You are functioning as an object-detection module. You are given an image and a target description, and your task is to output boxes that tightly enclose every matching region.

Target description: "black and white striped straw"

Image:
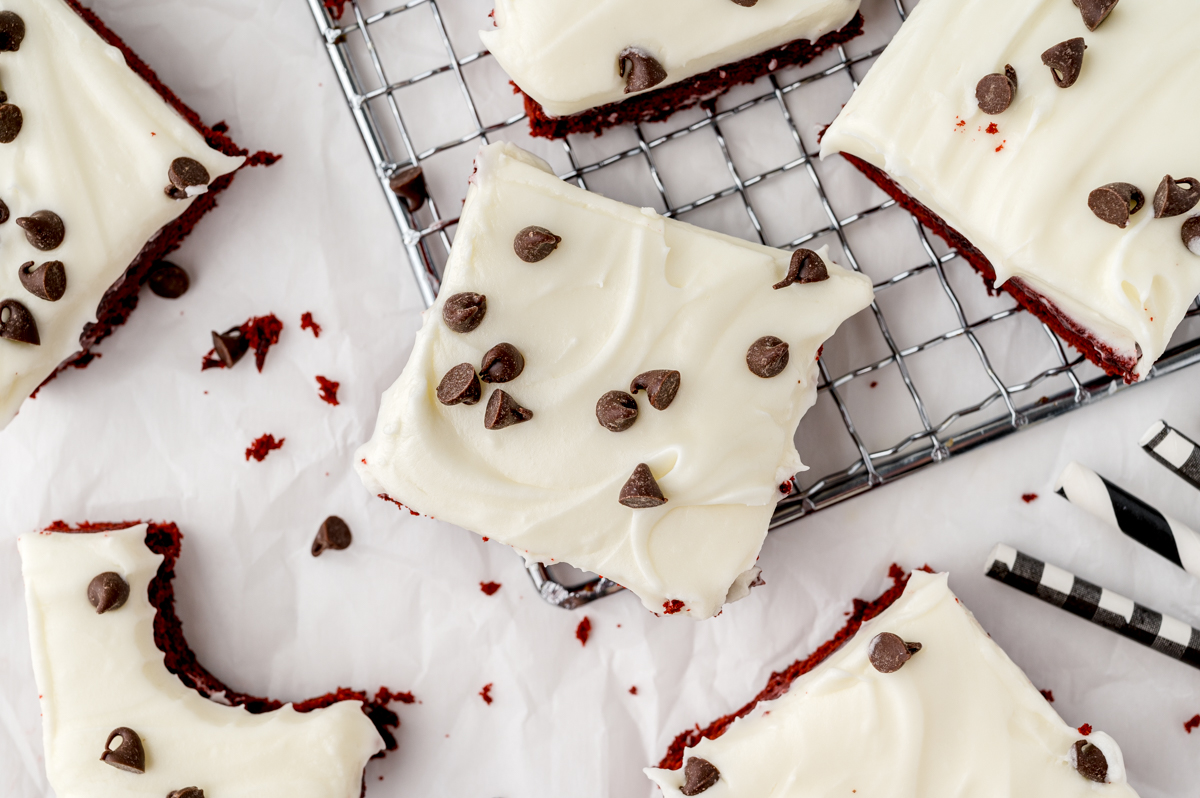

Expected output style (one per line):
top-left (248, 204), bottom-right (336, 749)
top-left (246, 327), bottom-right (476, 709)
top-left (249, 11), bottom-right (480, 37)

top-left (1055, 461), bottom-right (1200, 579)
top-left (985, 544), bottom-right (1200, 670)
top-left (1140, 420), bottom-right (1200, 492)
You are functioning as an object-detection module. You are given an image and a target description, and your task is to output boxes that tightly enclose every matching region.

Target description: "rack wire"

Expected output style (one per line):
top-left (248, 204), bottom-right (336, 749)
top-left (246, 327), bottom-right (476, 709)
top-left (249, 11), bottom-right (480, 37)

top-left (308, 0), bottom-right (1200, 609)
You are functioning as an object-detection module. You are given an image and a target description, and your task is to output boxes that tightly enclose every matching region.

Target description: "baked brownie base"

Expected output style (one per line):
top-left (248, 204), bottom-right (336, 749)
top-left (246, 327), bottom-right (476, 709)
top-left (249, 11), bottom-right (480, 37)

top-left (522, 13), bottom-right (865, 140)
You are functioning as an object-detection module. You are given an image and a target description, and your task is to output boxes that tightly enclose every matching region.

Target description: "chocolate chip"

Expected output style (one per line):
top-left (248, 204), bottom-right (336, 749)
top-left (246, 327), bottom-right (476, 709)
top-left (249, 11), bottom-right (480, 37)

top-left (389, 165), bottom-right (427, 212)
top-left (680, 757), bottom-right (720, 796)
top-left (513, 226), bottom-right (562, 263)
top-left (484, 389), bottom-right (533, 430)
top-left (168, 157), bottom-right (210, 191)
top-left (596, 390), bottom-right (639, 432)
top-left (100, 727), bottom-right (146, 774)
top-left (976, 66), bottom-right (1018, 114)
top-left (311, 516), bottom-right (352, 556)
top-left (87, 572), bottom-right (130, 614)
top-left (629, 370), bottom-right (680, 410)
top-left (16, 210), bottom-right (65, 250)
top-left (1042, 38), bottom-right (1087, 88)
top-left (211, 326), bottom-right (249, 368)
top-left (868, 632), bottom-right (922, 673)
top-left (1072, 739), bottom-right (1108, 783)
top-left (619, 48), bottom-right (668, 94)
top-left (774, 248), bottom-right (828, 289)
top-left (167, 788), bottom-right (205, 798)
top-left (0, 299), bottom-right (38, 345)
top-left (442, 292), bottom-right (487, 334)
top-left (18, 261), bottom-right (66, 302)
top-left (147, 261), bottom-right (189, 299)
top-left (0, 11), bottom-right (25, 51)
top-left (1075, 0), bottom-right (1118, 31)
top-left (746, 336), bottom-right (788, 378)
top-left (729, 0), bottom-right (758, 5)
top-left (437, 363), bottom-right (482, 406)
top-left (1153, 175), bottom-right (1200, 219)
top-left (0, 198), bottom-right (9, 223)
top-left (1182, 217), bottom-right (1200, 256)
top-left (479, 342), bottom-right (525, 383)
top-left (0, 103), bottom-right (21, 143)
top-left (619, 463), bottom-right (667, 508)
top-left (1088, 182), bottom-right (1144, 228)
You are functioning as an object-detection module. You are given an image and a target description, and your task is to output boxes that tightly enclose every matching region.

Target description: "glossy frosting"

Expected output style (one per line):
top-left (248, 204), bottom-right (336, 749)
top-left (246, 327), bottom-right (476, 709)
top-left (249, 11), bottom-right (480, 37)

top-left (645, 571), bottom-right (1140, 797)
top-left (357, 142), bottom-right (873, 618)
top-left (481, 0), bottom-right (860, 118)
top-left (0, 0), bottom-right (244, 427)
top-left (18, 525), bottom-right (384, 798)
top-left (821, 0), bottom-right (1200, 381)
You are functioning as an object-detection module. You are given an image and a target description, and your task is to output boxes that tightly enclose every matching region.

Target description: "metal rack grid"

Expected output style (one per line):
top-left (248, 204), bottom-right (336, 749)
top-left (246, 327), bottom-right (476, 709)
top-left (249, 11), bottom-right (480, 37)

top-left (308, 0), bottom-right (1200, 610)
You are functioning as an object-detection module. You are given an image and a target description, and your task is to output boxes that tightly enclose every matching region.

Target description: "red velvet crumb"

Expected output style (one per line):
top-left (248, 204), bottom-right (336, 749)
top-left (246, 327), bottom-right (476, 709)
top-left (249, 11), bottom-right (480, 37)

top-left (662, 599), bottom-right (685, 615)
top-left (1022, 493), bottom-right (1039, 503)
top-left (1078, 723), bottom-right (1092, 736)
top-left (870, 381), bottom-right (878, 388)
top-left (479, 683), bottom-right (494, 705)
top-left (576, 617), bottom-right (592, 647)
top-left (378, 494), bottom-right (422, 517)
top-left (1040, 689), bottom-right (1054, 703)
top-left (202, 313), bottom-right (284, 372)
top-left (316, 375), bottom-right (340, 406)
top-left (480, 581), bottom-right (501, 596)
top-left (300, 311), bottom-right (322, 338)
top-left (995, 140), bottom-right (1006, 153)
top-left (629, 686), bottom-right (638, 695)
top-left (323, 0), bottom-right (348, 18)
top-left (245, 434), bottom-right (284, 462)
top-left (1185, 714), bottom-right (1200, 733)
top-left (481, 537), bottom-right (489, 542)
top-left (986, 123), bottom-right (999, 135)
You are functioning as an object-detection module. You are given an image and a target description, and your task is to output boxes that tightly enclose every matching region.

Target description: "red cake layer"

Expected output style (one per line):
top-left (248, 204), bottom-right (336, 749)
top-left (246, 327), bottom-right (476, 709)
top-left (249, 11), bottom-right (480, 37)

top-left (521, 13), bottom-right (864, 140)
top-left (839, 152), bottom-right (1139, 383)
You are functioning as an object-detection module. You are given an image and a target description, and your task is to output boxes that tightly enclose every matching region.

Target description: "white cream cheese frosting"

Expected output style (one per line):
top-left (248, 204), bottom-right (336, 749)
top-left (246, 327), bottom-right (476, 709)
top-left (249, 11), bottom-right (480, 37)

top-left (820, 0), bottom-right (1200, 381)
top-left (0, 0), bottom-right (244, 427)
top-left (356, 142), bottom-right (873, 619)
top-left (481, 0), bottom-right (861, 118)
top-left (645, 571), bottom-right (1141, 797)
top-left (18, 524), bottom-right (384, 798)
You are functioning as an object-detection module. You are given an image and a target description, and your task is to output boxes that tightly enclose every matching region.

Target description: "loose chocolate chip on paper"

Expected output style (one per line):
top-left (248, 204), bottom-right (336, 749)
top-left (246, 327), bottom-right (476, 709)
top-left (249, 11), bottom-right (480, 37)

top-left (1182, 217), bottom-right (1200, 256)
top-left (18, 260), bottom-right (66, 302)
top-left (442, 292), bottom-right (487, 333)
top-left (437, 363), bottom-right (482, 406)
top-left (484, 389), bottom-right (533, 430)
top-left (774, 248), bottom-right (828, 289)
top-left (976, 66), bottom-right (1018, 114)
top-left (389, 165), bottom-right (427, 212)
top-left (311, 516), bottom-right (352, 556)
top-left (16, 210), bottom-right (65, 250)
top-left (0, 102), bottom-right (21, 143)
top-left (1075, 0), bottom-right (1119, 31)
top-left (629, 369), bottom-right (680, 410)
top-left (680, 757), bottom-right (721, 796)
top-left (1087, 182), bottom-right (1144, 228)
top-left (147, 261), bottom-right (190, 299)
top-left (513, 226), bottom-right (562, 263)
top-left (619, 48), bottom-right (668, 94)
top-left (1072, 739), bottom-right (1109, 783)
top-left (167, 788), bottom-right (205, 798)
top-left (87, 572), bottom-right (130, 614)
top-left (211, 326), bottom-right (249, 368)
top-left (100, 727), bottom-right (146, 774)
top-left (0, 10), bottom-right (25, 51)
top-left (479, 342), bottom-right (525, 383)
top-left (619, 463), bottom-right (667, 508)
top-left (0, 299), bottom-right (39, 344)
top-left (746, 336), bottom-right (789, 378)
top-left (868, 632), bottom-right (922, 673)
top-left (1041, 38), bottom-right (1087, 88)
top-left (1153, 175), bottom-right (1200, 219)
top-left (596, 390), bottom-right (639, 432)
top-left (0, 197), bottom-right (8, 224)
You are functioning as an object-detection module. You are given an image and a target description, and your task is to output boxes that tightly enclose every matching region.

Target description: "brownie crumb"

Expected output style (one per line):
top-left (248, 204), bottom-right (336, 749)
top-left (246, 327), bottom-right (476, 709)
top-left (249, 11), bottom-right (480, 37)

top-left (1022, 493), bottom-right (1039, 503)
top-left (245, 433), bottom-right (284, 462)
top-left (300, 311), bottom-right (322, 338)
top-left (1185, 714), bottom-right (1199, 733)
top-left (316, 375), bottom-right (340, 406)
top-left (662, 599), bottom-right (685, 615)
top-left (323, 0), bottom-right (348, 18)
top-left (576, 616), bottom-right (592, 647)
top-left (1078, 723), bottom-right (1093, 736)
top-left (629, 686), bottom-right (638, 695)
top-left (479, 683), bottom-right (494, 705)
top-left (1040, 689), bottom-right (1055, 703)
top-left (480, 581), bottom-right (501, 596)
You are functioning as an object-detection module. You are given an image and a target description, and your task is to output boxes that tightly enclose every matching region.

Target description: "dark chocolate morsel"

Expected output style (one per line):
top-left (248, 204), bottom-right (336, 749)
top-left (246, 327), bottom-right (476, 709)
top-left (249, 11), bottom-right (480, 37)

top-left (166, 788), bottom-right (205, 798)
top-left (1041, 38), bottom-right (1087, 89)
top-left (0, 10), bottom-right (25, 51)
top-left (16, 210), bottom-right (64, 250)
top-left (976, 67), bottom-right (1017, 114)
top-left (168, 157), bottom-right (211, 190)
top-left (1087, 182), bottom-right (1144, 228)
top-left (1072, 739), bottom-right (1109, 783)
top-left (596, 390), bottom-right (639, 432)
top-left (774, 248), bottom-right (828, 289)
top-left (441, 292), bottom-right (487, 333)
top-left (619, 48), bottom-right (668, 94)
top-left (0, 102), bottom-right (21, 143)
top-left (1153, 175), bottom-right (1200, 219)
top-left (729, 0), bottom-right (758, 5)
top-left (513, 226), bottom-right (562, 263)
top-left (1182, 217), bottom-right (1200, 256)
top-left (1076, 0), bottom-right (1119, 31)
top-left (100, 727), bottom-right (146, 774)
top-left (147, 261), bottom-right (190, 299)
top-left (0, 299), bottom-right (39, 345)
top-left (389, 165), bottom-right (427, 212)
top-left (629, 369), bottom-right (681, 410)
top-left (0, 197), bottom-right (8, 223)
top-left (211, 326), bottom-right (249, 368)
top-left (311, 515), bottom-right (352, 557)
top-left (436, 363), bottom-right (482, 406)
top-left (19, 260), bottom-right (66, 302)
top-left (680, 757), bottom-right (721, 796)
top-left (87, 572), bottom-right (130, 614)
top-left (479, 342), bottom-right (525, 383)
top-left (868, 632), bottom-right (922, 673)
top-left (484, 389), bottom-right (533, 430)
top-left (619, 463), bottom-right (667, 508)
top-left (746, 336), bottom-right (789, 378)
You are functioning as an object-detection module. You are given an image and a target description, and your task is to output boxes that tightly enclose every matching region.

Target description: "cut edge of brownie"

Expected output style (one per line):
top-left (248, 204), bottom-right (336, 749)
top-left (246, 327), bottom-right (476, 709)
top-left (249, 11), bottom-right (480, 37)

top-left (520, 12), bottom-right (865, 140)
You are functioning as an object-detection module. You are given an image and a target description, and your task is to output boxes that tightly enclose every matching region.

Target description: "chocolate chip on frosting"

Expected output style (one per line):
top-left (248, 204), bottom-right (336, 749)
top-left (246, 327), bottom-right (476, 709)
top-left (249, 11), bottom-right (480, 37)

top-left (629, 369), bottom-right (680, 410)
top-left (1072, 739), bottom-right (1109, 783)
top-left (680, 756), bottom-right (721, 796)
top-left (513, 226), bottom-right (562, 263)
top-left (0, 299), bottom-right (39, 345)
top-left (746, 336), bottom-right (789, 378)
top-left (1153, 175), bottom-right (1200, 219)
top-left (479, 342), bottom-right (525, 383)
top-left (619, 48), bottom-right (668, 94)
top-left (1182, 217), bottom-right (1200, 256)
top-left (1076, 0), bottom-right (1119, 32)
top-left (100, 727), bottom-right (146, 774)
top-left (442, 292), bottom-right (487, 333)
top-left (774, 248), bottom-right (828, 289)
top-left (484, 389), bottom-right (533, 430)
top-left (0, 10), bottom-right (25, 51)
top-left (1088, 182), bottom-right (1144, 228)
top-left (165, 157), bottom-right (210, 199)
top-left (147, 261), bottom-right (190, 299)
top-left (211, 326), bottom-right (249, 368)
top-left (16, 210), bottom-right (64, 250)
top-left (0, 102), bottom-right (21, 143)
top-left (389, 165), bottom-right (427, 212)
top-left (619, 463), bottom-right (667, 508)
top-left (868, 632), bottom-right (922, 673)
top-left (729, 0), bottom-right (758, 4)
top-left (311, 515), bottom-right (352, 557)
top-left (87, 572), bottom-right (130, 614)
top-left (0, 198), bottom-right (9, 224)
top-left (1041, 38), bottom-right (1087, 88)
top-left (596, 390), bottom-right (639, 432)
top-left (19, 261), bottom-right (66, 302)
top-left (167, 788), bottom-right (205, 798)
top-left (437, 363), bottom-right (482, 406)
top-left (976, 65), bottom-right (1018, 114)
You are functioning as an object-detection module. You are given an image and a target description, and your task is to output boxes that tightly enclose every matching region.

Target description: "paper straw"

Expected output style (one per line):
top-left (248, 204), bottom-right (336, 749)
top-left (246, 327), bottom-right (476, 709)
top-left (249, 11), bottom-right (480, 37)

top-left (1054, 461), bottom-right (1200, 579)
top-left (985, 544), bottom-right (1200, 671)
top-left (1140, 420), bottom-right (1200, 492)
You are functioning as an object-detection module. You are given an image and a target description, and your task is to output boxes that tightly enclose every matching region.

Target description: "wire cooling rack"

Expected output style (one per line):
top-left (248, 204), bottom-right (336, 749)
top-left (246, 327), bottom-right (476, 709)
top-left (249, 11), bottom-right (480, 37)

top-left (308, 0), bottom-right (1200, 609)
